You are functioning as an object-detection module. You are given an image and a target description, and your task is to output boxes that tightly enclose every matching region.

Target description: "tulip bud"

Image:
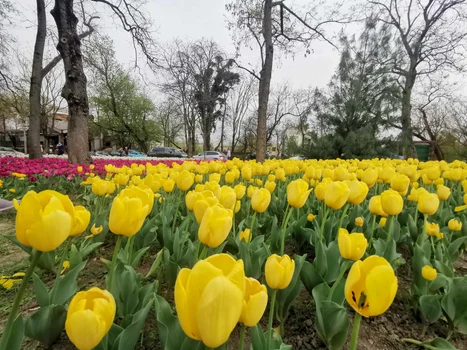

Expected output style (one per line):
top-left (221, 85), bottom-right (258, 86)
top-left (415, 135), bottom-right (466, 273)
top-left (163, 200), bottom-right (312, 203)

top-left (338, 228), bottom-right (367, 261)
top-left (177, 170), bottom-right (195, 191)
top-left (347, 181), bottom-right (369, 205)
top-left (355, 217), bottom-right (364, 227)
top-left (418, 192), bottom-right (439, 215)
top-left (307, 213), bottom-right (316, 222)
top-left (287, 179), bottom-right (312, 208)
top-left (448, 218), bottom-right (462, 231)
top-left (265, 254), bottom-right (295, 290)
top-left (251, 188), bottom-right (271, 213)
top-left (325, 181), bottom-right (350, 210)
top-left (421, 265), bottom-right (437, 281)
top-left (436, 185), bottom-right (451, 201)
top-left (198, 206), bottom-right (233, 248)
top-left (380, 189), bottom-right (403, 216)
top-left (70, 206), bottom-right (91, 236)
top-left (239, 228), bottom-right (252, 243)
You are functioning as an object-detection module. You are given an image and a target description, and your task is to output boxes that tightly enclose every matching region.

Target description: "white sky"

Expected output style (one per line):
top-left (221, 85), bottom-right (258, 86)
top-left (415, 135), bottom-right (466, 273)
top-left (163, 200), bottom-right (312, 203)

top-left (10, 0), bottom-right (346, 91)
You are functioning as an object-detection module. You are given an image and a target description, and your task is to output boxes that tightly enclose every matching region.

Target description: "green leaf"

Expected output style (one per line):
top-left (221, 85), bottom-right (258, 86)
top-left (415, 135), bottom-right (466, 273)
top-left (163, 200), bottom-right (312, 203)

top-left (131, 246), bottom-right (150, 268)
top-left (423, 338), bottom-right (458, 349)
top-left (153, 294), bottom-right (187, 349)
top-left (250, 324), bottom-right (266, 350)
top-left (315, 300), bottom-right (349, 350)
top-left (448, 237), bottom-right (467, 263)
top-left (3, 314), bottom-right (24, 350)
top-left (51, 260), bottom-right (87, 305)
top-left (69, 244), bottom-right (82, 268)
top-left (24, 305), bottom-right (67, 348)
top-left (441, 277), bottom-right (467, 334)
top-left (32, 273), bottom-right (50, 307)
top-left (419, 295), bottom-right (442, 324)
top-left (315, 241), bottom-right (328, 277)
top-left (79, 242), bottom-right (104, 260)
top-left (300, 261), bottom-right (325, 294)
top-left (112, 299), bottom-right (153, 350)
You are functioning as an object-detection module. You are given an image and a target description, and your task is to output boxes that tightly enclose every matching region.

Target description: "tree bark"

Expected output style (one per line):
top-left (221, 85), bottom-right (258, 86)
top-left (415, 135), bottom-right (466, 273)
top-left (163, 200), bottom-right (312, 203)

top-left (28, 0), bottom-right (47, 160)
top-left (256, 0), bottom-right (274, 162)
top-left (400, 70), bottom-right (416, 158)
top-left (51, 0), bottom-right (92, 164)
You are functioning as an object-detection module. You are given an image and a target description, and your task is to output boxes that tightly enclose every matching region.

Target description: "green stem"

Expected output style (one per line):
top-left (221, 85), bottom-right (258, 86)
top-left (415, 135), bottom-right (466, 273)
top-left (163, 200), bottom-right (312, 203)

top-left (338, 203), bottom-right (350, 230)
top-left (280, 207), bottom-right (294, 255)
top-left (125, 236), bottom-right (135, 265)
top-left (402, 338), bottom-right (439, 350)
top-left (319, 207), bottom-right (330, 242)
top-left (368, 215), bottom-right (376, 248)
top-left (50, 238), bottom-right (73, 303)
top-left (386, 215), bottom-right (394, 243)
top-left (328, 260), bottom-right (350, 301)
top-left (107, 235), bottom-right (123, 292)
top-left (195, 240), bottom-right (201, 260)
top-left (418, 214), bottom-right (428, 246)
top-left (430, 236), bottom-right (435, 259)
top-left (232, 209), bottom-right (237, 238)
top-left (172, 190), bottom-right (183, 233)
top-left (250, 211), bottom-right (258, 242)
top-left (238, 324), bottom-right (246, 350)
top-left (199, 245), bottom-right (208, 260)
top-left (266, 289), bottom-right (278, 350)
top-left (0, 250), bottom-right (42, 350)
top-left (281, 204), bottom-right (290, 230)
top-left (349, 313), bottom-right (362, 350)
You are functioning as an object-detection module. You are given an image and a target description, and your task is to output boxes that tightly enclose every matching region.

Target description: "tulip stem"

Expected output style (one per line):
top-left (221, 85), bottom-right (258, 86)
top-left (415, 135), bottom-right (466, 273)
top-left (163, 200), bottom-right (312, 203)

top-left (402, 338), bottom-right (439, 350)
top-left (368, 215), bottom-right (376, 249)
top-left (238, 324), bottom-right (246, 350)
top-left (51, 237), bottom-right (73, 303)
top-left (125, 236), bottom-right (135, 265)
top-left (280, 207), bottom-right (293, 255)
top-left (386, 216), bottom-right (394, 243)
top-left (418, 214), bottom-right (428, 246)
top-left (266, 289), bottom-right (278, 350)
top-left (338, 203), bottom-right (350, 231)
top-left (0, 250), bottom-right (42, 350)
top-left (349, 313), bottom-right (362, 350)
top-left (199, 245), bottom-right (208, 260)
top-left (250, 211), bottom-right (258, 239)
top-left (108, 235), bottom-right (122, 293)
top-left (172, 190), bottom-right (183, 233)
top-left (328, 260), bottom-right (350, 301)
top-left (319, 207), bottom-right (330, 242)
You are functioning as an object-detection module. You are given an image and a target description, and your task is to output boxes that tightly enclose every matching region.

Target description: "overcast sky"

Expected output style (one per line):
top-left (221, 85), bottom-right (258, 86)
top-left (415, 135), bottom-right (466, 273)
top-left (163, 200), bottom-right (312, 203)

top-left (11, 0), bottom-right (349, 91)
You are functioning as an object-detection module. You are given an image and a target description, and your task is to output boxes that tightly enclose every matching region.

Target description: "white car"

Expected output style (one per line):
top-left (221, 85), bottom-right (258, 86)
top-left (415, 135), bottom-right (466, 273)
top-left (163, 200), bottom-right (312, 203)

top-left (192, 151), bottom-right (227, 161)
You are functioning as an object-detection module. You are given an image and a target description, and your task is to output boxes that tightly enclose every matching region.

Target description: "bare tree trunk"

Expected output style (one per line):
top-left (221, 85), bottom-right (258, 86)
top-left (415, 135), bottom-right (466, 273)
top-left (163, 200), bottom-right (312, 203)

top-left (256, 0), bottom-right (274, 163)
top-left (28, 0), bottom-right (46, 160)
top-left (401, 73), bottom-right (416, 158)
top-left (51, 0), bottom-right (91, 164)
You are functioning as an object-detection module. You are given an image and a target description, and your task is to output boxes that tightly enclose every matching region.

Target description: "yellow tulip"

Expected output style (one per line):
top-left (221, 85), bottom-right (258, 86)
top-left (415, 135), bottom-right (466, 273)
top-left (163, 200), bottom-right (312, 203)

top-left (251, 188), bottom-right (271, 213)
top-left (175, 254), bottom-right (245, 348)
top-left (242, 166), bottom-right (252, 181)
top-left (345, 255), bottom-right (398, 317)
top-left (163, 178), bottom-right (175, 193)
top-left (264, 180), bottom-right (276, 193)
top-left (225, 171), bottom-right (236, 184)
top-left (380, 217), bottom-right (387, 227)
top-left (239, 277), bottom-right (268, 327)
top-left (217, 186), bottom-right (237, 211)
top-left (131, 175), bottom-right (142, 186)
top-left (436, 185), bottom-right (451, 201)
top-left (239, 228), bottom-right (251, 243)
top-left (390, 174), bottom-right (410, 194)
top-left (234, 184), bottom-right (246, 200)
top-left (65, 287), bottom-right (116, 350)
top-left (287, 179), bottom-right (312, 208)
top-left (347, 181), bottom-right (369, 205)
top-left (355, 217), bottom-right (364, 227)
top-left (198, 206), bottom-right (233, 247)
top-left (324, 181), bottom-right (350, 210)
top-left (177, 170), bottom-right (195, 191)
top-left (90, 224), bottom-right (103, 236)
top-left (275, 168), bottom-right (286, 182)
top-left (426, 167), bottom-right (441, 181)
top-left (70, 206), bottom-right (91, 236)
top-left (247, 185), bottom-right (259, 199)
top-left (120, 186), bottom-right (154, 214)
top-left (235, 200), bottom-right (241, 213)
top-left (421, 265), bottom-right (437, 281)
top-left (417, 192), bottom-right (439, 215)
top-left (113, 173), bottom-right (129, 186)
top-left (77, 166), bottom-right (83, 173)
top-left (186, 191), bottom-right (202, 211)
top-left (91, 179), bottom-right (110, 196)
top-left (338, 228), bottom-right (367, 261)
top-left (448, 219), bottom-right (462, 231)
top-left (307, 213), bottom-right (316, 222)
top-left (109, 196), bottom-right (148, 237)
top-left (195, 174), bottom-right (203, 183)
top-left (426, 222), bottom-right (442, 238)
top-left (265, 254), bottom-right (295, 290)
top-left (361, 168), bottom-right (378, 188)
top-left (314, 181), bottom-right (329, 201)
top-left (14, 190), bottom-right (74, 252)
top-left (209, 173), bottom-right (221, 183)
top-left (380, 189), bottom-right (403, 216)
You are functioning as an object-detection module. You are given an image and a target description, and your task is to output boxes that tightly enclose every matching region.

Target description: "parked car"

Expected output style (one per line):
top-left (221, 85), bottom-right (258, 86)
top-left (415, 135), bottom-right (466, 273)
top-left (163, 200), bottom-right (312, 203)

top-left (192, 151), bottom-right (227, 161)
top-left (0, 146), bottom-right (22, 154)
top-left (128, 150), bottom-right (146, 157)
top-left (244, 151), bottom-right (271, 160)
top-left (148, 147), bottom-right (186, 158)
top-left (289, 155), bottom-right (307, 160)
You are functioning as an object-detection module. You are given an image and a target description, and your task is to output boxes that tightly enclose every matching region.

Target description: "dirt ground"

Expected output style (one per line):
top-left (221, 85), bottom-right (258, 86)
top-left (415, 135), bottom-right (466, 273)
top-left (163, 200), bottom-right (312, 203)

top-left (1, 211), bottom-right (466, 349)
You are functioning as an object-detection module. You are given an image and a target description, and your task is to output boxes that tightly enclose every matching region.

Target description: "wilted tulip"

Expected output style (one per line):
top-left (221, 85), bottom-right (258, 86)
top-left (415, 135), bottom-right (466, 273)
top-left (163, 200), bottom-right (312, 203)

top-left (448, 218), bottom-right (462, 231)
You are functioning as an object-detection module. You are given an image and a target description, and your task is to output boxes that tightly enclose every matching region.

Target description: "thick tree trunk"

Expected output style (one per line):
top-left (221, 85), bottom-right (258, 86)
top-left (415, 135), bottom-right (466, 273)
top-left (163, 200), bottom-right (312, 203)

top-left (401, 74), bottom-right (416, 158)
top-left (190, 109), bottom-right (196, 156)
top-left (28, 0), bottom-right (46, 160)
top-left (256, 0), bottom-right (274, 163)
top-left (51, 0), bottom-right (91, 164)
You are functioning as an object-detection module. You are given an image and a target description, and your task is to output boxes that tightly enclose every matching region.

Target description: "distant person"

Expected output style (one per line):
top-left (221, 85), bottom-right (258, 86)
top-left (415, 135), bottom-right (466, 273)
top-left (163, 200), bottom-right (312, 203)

top-left (57, 142), bottom-right (65, 155)
top-left (226, 148), bottom-right (231, 160)
top-left (124, 146), bottom-right (129, 156)
top-left (118, 147), bottom-right (124, 156)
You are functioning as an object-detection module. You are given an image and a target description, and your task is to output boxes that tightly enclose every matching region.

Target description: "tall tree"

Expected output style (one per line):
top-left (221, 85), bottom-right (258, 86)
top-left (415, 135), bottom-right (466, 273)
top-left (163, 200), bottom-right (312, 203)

top-left (227, 0), bottom-right (347, 161)
top-left (369, 0), bottom-right (467, 157)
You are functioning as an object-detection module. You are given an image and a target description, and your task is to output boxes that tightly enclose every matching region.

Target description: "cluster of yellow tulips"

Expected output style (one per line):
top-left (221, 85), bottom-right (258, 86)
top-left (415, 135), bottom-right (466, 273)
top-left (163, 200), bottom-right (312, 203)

top-left (2, 157), bottom-right (467, 350)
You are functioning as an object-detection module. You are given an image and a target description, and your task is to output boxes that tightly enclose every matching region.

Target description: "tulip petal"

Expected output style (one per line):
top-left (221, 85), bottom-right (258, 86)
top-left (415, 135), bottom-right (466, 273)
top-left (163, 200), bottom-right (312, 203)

top-left (205, 254), bottom-right (245, 293)
top-left (241, 290), bottom-right (268, 327)
top-left (66, 310), bottom-right (106, 350)
top-left (15, 191), bottom-right (42, 246)
top-left (26, 210), bottom-right (71, 252)
top-left (175, 268), bottom-right (200, 340)
top-left (197, 276), bottom-right (243, 348)
top-left (365, 265), bottom-right (398, 316)
top-left (265, 256), bottom-right (284, 289)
